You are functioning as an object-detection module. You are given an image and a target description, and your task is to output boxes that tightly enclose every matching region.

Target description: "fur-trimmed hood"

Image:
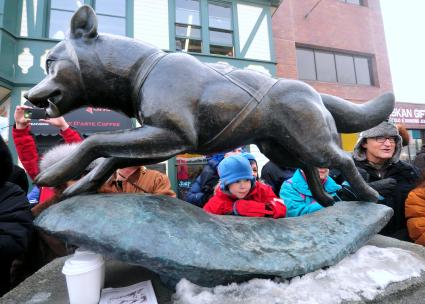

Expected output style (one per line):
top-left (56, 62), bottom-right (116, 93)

top-left (353, 121), bottom-right (402, 163)
top-left (40, 142), bottom-right (102, 175)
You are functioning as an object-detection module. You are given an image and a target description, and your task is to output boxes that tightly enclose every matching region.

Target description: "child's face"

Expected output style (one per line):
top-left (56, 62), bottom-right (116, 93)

top-left (251, 163), bottom-right (258, 178)
top-left (318, 168), bottom-right (329, 181)
top-left (228, 179), bottom-right (252, 199)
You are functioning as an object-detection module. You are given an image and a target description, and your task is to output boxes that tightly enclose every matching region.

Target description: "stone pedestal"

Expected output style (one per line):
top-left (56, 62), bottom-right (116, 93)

top-left (2, 235), bottom-right (425, 304)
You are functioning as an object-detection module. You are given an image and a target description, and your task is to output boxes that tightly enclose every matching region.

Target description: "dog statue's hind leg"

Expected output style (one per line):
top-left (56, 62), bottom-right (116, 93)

top-left (302, 166), bottom-right (335, 207)
top-left (326, 145), bottom-right (379, 202)
top-left (257, 140), bottom-right (335, 207)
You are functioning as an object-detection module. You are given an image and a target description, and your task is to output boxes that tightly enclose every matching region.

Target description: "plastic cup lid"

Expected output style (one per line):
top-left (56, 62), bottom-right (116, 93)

top-left (62, 253), bottom-right (104, 275)
top-left (74, 248), bottom-right (94, 255)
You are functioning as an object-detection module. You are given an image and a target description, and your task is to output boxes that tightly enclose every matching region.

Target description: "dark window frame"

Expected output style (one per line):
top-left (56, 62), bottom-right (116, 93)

top-left (296, 47), bottom-right (374, 86)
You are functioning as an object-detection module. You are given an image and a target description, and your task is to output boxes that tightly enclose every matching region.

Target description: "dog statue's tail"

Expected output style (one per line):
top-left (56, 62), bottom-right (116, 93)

top-left (321, 92), bottom-right (395, 133)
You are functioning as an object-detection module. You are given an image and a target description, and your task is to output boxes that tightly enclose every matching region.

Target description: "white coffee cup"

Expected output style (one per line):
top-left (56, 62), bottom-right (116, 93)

top-left (62, 251), bottom-right (105, 304)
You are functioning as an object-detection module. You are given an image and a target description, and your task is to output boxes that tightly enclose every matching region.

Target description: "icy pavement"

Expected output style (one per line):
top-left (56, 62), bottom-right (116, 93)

top-left (173, 245), bottom-right (425, 304)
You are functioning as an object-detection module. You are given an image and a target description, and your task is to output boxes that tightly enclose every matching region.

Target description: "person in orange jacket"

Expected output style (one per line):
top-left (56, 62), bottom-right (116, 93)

top-left (405, 181), bottom-right (425, 245)
top-left (203, 154), bottom-right (286, 218)
top-left (99, 165), bottom-right (176, 197)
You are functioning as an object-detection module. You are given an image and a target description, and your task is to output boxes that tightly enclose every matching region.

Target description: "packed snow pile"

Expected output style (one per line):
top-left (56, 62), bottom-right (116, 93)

top-left (173, 245), bottom-right (425, 304)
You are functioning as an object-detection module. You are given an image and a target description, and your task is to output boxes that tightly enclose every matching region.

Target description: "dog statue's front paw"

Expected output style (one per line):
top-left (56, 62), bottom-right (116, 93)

top-left (35, 169), bottom-right (61, 187)
top-left (62, 179), bottom-right (98, 198)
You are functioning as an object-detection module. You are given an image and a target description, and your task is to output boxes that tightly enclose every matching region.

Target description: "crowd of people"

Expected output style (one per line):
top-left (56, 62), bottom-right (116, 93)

top-left (2, 104), bottom-right (425, 295)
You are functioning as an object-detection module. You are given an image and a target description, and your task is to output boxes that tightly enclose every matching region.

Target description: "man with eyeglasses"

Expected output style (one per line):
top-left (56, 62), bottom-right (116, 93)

top-left (351, 120), bottom-right (419, 241)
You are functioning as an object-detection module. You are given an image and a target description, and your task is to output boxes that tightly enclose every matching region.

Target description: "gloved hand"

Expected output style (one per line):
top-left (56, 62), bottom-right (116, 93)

top-left (266, 198), bottom-right (287, 218)
top-left (233, 200), bottom-right (273, 217)
top-left (335, 185), bottom-right (359, 202)
top-left (368, 178), bottom-right (397, 197)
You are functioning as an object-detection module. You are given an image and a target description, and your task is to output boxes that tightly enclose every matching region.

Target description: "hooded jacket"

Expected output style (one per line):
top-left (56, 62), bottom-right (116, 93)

top-left (352, 122), bottom-right (419, 240)
top-left (279, 169), bottom-right (341, 217)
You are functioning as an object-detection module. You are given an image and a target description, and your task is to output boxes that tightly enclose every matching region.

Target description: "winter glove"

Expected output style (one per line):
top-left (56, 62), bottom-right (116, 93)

top-left (368, 178), bottom-right (397, 197)
top-left (233, 200), bottom-right (273, 217)
top-left (335, 185), bottom-right (359, 202)
top-left (266, 198), bottom-right (287, 218)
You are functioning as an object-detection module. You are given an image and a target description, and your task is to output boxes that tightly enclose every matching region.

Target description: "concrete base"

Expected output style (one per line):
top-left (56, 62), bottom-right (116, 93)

top-left (2, 235), bottom-right (425, 304)
top-left (0, 258), bottom-right (174, 304)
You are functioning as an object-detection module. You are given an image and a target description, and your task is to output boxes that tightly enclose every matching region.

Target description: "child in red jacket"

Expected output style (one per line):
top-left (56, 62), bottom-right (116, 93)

top-left (203, 154), bottom-right (286, 218)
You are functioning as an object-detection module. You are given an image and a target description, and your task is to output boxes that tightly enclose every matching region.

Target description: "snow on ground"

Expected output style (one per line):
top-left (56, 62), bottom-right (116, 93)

top-left (173, 245), bottom-right (425, 304)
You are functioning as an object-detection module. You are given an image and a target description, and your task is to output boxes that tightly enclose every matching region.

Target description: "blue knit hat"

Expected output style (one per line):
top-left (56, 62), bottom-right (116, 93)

top-left (218, 155), bottom-right (255, 190)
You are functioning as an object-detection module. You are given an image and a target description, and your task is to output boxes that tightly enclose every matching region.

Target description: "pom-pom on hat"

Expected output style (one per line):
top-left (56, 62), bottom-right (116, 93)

top-left (218, 155), bottom-right (255, 190)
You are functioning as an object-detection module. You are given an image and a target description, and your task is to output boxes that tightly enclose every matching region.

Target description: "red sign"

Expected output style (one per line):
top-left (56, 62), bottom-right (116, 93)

top-left (390, 102), bottom-right (425, 129)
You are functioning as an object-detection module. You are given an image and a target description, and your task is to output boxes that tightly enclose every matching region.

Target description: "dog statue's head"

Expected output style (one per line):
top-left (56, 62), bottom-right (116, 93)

top-left (25, 5), bottom-right (110, 117)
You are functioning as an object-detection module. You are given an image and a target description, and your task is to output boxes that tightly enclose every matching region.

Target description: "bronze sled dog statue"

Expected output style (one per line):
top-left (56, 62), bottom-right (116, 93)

top-left (28, 6), bottom-right (394, 207)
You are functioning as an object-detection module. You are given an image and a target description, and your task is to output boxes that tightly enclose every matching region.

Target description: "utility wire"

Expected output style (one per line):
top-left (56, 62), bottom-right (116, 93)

top-left (305, 0), bottom-right (323, 19)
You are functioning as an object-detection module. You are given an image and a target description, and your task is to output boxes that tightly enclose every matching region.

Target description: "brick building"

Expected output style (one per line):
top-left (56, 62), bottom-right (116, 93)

top-left (272, 0), bottom-right (393, 151)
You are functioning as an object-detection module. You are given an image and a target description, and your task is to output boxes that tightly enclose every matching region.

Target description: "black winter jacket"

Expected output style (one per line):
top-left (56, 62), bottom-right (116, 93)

top-left (0, 182), bottom-right (33, 295)
top-left (354, 160), bottom-right (419, 240)
top-left (186, 158), bottom-right (220, 207)
top-left (261, 161), bottom-right (295, 196)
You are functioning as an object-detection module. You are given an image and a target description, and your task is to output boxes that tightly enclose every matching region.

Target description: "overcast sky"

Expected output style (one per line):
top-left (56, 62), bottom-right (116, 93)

top-left (381, 1), bottom-right (425, 104)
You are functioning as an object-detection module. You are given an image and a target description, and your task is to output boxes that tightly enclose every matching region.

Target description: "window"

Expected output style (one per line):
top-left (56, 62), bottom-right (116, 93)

top-left (48, 0), bottom-right (127, 39)
top-left (208, 2), bottom-right (233, 56)
top-left (175, 0), bottom-right (234, 57)
top-left (296, 47), bottom-right (373, 85)
top-left (339, 0), bottom-right (364, 6)
top-left (175, 0), bottom-right (202, 53)
top-left (49, 0), bottom-right (81, 39)
top-left (95, 0), bottom-right (126, 36)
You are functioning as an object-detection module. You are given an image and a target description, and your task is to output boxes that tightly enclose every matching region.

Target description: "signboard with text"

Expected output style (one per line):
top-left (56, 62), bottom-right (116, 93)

top-left (28, 106), bottom-right (133, 135)
top-left (390, 102), bottom-right (425, 129)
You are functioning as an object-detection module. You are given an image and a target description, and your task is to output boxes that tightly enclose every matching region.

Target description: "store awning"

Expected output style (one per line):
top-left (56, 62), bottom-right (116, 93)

top-left (29, 106), bottom-right (133, 136)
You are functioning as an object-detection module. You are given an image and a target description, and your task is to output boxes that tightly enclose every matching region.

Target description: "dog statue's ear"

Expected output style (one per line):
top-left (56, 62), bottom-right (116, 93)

top-left (70, 5), bottom-right (98, 40)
